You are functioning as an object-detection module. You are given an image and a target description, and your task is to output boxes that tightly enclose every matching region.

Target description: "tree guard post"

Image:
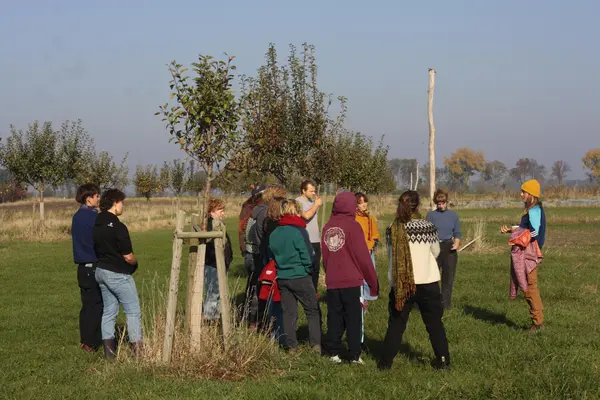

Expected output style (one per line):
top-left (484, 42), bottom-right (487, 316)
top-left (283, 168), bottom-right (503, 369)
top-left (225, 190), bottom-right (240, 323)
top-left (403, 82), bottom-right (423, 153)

top-left (213, 220), bottom-right (232, 346)
top-left (162, 210), bottom-right (186, 364)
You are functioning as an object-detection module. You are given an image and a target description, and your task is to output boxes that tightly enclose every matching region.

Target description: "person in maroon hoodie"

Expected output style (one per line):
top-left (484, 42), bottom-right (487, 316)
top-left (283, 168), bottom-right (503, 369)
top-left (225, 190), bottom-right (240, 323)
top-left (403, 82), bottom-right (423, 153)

top-left (322, 191), bottom-right (379, 364)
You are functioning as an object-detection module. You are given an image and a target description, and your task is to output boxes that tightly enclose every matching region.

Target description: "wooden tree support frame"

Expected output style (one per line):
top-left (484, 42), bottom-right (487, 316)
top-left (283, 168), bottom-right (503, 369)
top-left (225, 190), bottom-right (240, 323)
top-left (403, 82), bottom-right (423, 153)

top-left (162, 210), bottom-right (231, 364)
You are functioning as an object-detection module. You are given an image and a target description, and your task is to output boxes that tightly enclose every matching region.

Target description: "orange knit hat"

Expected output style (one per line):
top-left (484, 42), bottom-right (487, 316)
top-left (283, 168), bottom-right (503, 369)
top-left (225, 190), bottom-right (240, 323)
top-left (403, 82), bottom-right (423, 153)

top-left (521, 179), bottom-right (541, 198)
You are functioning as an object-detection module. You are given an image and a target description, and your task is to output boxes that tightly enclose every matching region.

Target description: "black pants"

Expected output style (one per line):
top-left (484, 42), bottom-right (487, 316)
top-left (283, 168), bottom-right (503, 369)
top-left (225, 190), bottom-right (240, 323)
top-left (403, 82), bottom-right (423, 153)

top-left (77, 264), bottom-right (103, 348)
top-left (437, 241), bottom-right (458, 309)
top-left (381, 283), bottom-right (450, 367)
top-left (246, 253), bottom-right (265, 326)
top-left (325, 286), bottom-right (363, 361)
top-left (278, 276), bottom-right (322, 349)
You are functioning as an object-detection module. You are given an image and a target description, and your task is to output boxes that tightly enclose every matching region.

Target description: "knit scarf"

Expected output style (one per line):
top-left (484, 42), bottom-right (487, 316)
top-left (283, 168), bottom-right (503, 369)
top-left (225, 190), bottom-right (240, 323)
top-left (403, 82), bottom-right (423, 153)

top-left (389, 213), bottom-right (420, 310)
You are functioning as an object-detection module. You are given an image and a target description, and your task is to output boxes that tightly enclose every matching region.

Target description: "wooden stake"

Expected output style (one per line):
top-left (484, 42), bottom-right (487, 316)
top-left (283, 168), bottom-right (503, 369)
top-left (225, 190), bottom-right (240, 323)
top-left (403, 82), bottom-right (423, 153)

top-left (184, 214), bottom-right (200, 332)
top-left (213, 220), bottom-right (231, 346)
top-left (189, 241), bottom-right (207, 351)
top-left (428, 68), bottom-right (436, 210)
top-left (162, 210), bottom-right (186, 364)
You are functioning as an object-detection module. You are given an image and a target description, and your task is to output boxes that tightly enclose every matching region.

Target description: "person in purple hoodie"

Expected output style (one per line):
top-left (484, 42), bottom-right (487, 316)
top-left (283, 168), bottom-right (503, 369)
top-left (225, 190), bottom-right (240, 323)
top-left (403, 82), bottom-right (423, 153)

top-left (71, 183), bottom-right (103, 352)
top-left (322, 192), bottom-right (378, 365)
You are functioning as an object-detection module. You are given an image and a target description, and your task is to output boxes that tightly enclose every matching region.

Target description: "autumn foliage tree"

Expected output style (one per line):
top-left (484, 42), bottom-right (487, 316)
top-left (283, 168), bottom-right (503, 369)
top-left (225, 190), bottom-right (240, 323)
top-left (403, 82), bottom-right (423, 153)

top-left (582, 149), bottom-right (600, 184)
top-left (444, 147), bottom-right (486, 190)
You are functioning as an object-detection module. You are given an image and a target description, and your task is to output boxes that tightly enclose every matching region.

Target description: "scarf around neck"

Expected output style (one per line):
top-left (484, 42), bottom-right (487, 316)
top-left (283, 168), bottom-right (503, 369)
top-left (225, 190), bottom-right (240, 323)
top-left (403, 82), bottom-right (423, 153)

top-left (388, 213), bottom-right (421, 310)
top-left (278, 215), bottom-right (307, 228)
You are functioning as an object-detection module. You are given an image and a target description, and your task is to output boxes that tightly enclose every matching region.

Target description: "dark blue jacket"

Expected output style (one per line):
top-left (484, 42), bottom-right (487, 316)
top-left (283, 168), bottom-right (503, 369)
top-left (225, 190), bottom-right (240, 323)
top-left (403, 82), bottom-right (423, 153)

top-left (519, 204), bottom-right (546, 249)
top-left (72, 205), bottom-right (99, 264)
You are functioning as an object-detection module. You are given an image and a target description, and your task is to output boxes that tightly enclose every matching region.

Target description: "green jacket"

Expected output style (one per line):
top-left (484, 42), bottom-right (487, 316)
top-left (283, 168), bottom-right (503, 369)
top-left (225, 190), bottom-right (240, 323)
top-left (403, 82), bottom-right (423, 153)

top-left (269, 225), bottom-right (313, 280)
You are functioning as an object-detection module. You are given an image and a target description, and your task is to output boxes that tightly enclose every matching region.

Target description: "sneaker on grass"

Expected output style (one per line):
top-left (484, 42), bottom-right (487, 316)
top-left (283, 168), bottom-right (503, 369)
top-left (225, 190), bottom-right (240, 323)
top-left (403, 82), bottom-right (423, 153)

top-left (330, 355), bottom-right (342, 364)
top-left (351, 357), bottom-right (364, 365)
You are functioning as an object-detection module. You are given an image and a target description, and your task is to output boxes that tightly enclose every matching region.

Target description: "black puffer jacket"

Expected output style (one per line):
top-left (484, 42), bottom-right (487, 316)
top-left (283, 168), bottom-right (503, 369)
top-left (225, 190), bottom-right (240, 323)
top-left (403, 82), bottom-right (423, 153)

top-left (205, 217), bottom-right (233, 270)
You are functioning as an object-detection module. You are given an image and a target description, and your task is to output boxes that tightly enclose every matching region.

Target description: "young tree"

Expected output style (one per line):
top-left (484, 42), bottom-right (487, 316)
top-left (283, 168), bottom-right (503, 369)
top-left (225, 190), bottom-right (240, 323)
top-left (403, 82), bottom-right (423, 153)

top-left (0, 120), bottom-right (93, 233)
top-left (79, 151), bottom-right (129, 191)
top-left (185, 160), bottom-right (207, 197)
top-left (551, 160), bottom-right (571, 185)
top-left (169, 160), bottom-right (188, 197)
top-left (134, 164), bottom-right (161, 201)
top-left (582, 149), bottom-right (600, 184)
top-left (157, 54), bottom-right (241, 229)
top-left (443, 147), bottom-right (486, 190)
top-left (482, 160), bottom-right (508, 187)
top-left (235, 43), bottom-right (341, 186)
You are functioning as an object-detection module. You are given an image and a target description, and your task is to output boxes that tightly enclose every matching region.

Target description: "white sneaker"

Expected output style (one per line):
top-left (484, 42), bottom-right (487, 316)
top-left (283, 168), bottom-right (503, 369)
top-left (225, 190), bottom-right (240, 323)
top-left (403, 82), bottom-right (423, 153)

top-left (351, 357), bottom-right (364, 365)
top-left (330, 355), bottom-right (342, 364)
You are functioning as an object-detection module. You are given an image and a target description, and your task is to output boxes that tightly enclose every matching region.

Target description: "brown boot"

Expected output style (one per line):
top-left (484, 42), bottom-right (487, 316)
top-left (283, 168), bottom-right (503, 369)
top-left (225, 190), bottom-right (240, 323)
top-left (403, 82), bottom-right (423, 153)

top-left (103, 339), bottom-right (116, 360)
top-left (525, 323), bottom-right (545, 333)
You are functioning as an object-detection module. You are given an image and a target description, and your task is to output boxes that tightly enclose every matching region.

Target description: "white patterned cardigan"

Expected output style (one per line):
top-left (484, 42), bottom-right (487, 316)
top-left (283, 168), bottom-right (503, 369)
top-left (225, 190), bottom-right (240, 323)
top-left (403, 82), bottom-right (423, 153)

top-left (386, 219), bottom-right (442, 287)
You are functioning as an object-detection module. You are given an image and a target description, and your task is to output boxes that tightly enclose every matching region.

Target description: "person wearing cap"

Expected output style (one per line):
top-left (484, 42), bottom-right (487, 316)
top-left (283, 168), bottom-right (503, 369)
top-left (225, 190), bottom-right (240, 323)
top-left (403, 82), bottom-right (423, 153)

top-left (500, 179), bottom-right (547, 333)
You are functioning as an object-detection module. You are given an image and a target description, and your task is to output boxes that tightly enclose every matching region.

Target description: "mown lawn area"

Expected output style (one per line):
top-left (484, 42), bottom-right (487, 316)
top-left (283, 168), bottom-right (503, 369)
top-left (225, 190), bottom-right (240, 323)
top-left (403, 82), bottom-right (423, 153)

top-left (1, 208), bottom-right (599, 399)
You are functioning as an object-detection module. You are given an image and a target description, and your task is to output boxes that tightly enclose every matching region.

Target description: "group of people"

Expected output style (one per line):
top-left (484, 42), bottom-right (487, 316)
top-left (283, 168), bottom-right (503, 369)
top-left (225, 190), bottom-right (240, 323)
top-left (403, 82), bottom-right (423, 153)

top-left (72, 176), bottom-right (546, 369)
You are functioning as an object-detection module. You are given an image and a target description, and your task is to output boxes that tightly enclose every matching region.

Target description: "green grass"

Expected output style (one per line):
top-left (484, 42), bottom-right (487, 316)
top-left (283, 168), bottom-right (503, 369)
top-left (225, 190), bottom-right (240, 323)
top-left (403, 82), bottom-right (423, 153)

top-left (2, 210), bottom-right (600, 399)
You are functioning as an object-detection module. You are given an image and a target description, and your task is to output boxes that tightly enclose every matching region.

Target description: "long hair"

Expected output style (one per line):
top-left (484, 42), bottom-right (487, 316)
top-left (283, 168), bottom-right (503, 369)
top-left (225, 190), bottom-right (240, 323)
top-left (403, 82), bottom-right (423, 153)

top-left (523, 195), bottom-right (543, 215)
top-left (262, 185), bottom-right (288, 204)
top-left (396, 190), bottom-right (420, 223)
top-left (267, 196), bottom-right (286, 220)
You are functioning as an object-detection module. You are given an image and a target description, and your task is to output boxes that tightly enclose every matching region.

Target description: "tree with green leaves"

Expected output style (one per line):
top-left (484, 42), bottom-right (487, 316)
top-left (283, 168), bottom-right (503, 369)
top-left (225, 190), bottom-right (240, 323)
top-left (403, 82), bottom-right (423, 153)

top-left (444, 147), bottom-right (486, 190)
top-left (0, 120), bottom-right (93, 233)
top-left (482, 160), bottom-right (508, 187)
top-left (234, 43), bottom-right (342, 187)
top-left (160, 160), bottom-right (188, 197)
top-left (157, 54), bottom-right (241, 229)
top-left (134, 164), bottom-right (161, 201)
top-left (79, 151), bottom-right (129, 191)
top-left (419, 163), bottom-right (450, 189)
top-left (185, 160), bottom-right (207, 197)
top-left (388, 158), bottom-right (419, 190)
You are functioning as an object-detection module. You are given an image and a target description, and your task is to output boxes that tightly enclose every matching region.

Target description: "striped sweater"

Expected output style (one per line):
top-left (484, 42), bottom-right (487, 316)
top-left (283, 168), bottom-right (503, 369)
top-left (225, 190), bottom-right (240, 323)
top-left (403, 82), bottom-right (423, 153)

top-left (387, 219), bottom-right (441, 288)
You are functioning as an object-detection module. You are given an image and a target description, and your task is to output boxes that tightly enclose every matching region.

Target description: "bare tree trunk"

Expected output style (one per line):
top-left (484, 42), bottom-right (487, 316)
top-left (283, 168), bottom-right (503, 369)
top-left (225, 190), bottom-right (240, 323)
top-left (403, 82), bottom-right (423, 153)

top-left (162, 210), bottom-right (186, 364)
top-left (201, 165), bottom-right (213, 231)
top-left (39, 186), bottom-right (45, 235)
top-left (415, 162), bottom-right (420, 191)
top-left (428, 68), bottom-right (437, 210)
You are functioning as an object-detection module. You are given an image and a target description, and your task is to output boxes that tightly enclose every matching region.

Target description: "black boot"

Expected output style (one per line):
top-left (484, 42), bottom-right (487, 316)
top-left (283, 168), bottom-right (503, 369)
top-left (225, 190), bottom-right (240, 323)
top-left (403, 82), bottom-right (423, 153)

top-left (103, 339), bottom-right (116, 360)
top-left (432, 355), bottom-right (451, 371)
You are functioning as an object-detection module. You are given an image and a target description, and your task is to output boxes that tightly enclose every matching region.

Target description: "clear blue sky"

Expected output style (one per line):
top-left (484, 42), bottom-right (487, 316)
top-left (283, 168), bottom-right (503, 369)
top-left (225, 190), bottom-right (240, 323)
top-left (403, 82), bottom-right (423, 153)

top-left (1, 0), bottom-right (598, 179)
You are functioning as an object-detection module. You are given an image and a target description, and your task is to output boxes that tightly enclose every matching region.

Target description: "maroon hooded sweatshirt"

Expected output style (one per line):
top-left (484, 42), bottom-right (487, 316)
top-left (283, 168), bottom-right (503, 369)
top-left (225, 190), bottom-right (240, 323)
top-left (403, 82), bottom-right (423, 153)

top-left (321, 192), bottom-right (378, 295)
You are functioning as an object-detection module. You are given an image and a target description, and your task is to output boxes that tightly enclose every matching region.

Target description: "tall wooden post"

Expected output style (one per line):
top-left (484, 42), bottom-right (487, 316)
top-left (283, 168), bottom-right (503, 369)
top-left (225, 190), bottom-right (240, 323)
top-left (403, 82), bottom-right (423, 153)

top-left (184, 214), bottom-right (200, 332)
top-left (214, 220), bottom-right (231, 346)
top-left (189, 240), bottom-right (207, 351)
top-left (428, 68), bottom-right (437, 210)
top-left (162, 210), bottom-right (186, 364)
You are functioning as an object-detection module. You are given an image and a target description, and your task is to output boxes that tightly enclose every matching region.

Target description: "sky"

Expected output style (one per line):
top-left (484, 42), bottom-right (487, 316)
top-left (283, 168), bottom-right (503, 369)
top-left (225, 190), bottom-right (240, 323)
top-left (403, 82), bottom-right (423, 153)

top-left (1, 0), bottom-right (598, 179)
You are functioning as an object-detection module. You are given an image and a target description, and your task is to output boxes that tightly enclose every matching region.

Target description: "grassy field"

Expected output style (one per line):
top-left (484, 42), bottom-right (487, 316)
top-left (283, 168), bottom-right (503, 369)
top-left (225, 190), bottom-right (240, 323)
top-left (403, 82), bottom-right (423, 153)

top-left (1, 207), bottom-right (600, 399)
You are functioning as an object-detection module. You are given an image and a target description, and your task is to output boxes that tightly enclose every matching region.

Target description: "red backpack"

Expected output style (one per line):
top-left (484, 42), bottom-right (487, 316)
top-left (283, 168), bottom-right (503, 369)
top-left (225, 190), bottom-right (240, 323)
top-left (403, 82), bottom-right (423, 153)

top-left (258, 260), bottom-right (281, 302)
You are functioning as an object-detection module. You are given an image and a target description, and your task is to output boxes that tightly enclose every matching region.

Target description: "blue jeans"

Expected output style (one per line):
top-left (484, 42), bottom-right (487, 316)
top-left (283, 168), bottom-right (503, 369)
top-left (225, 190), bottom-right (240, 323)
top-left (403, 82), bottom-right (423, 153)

top-left (95, 268), bottom-right (142, 343)
top-left (204, 266), bottom-right (220, 320)
top-left (363, 252), bottom-right (379, 301)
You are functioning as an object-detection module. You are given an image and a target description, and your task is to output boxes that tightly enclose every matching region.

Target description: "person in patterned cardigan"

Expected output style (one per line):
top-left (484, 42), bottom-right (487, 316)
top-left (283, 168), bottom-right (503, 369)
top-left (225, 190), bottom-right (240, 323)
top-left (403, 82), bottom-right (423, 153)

top-left (378, 190), bottom-right (451, 371)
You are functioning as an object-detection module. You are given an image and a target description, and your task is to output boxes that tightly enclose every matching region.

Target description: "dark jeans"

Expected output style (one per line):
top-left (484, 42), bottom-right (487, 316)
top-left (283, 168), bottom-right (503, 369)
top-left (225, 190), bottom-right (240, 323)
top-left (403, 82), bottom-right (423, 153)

top-left (381, 283), bottom-right (450, 367)
top-left (325, 286), bottom-right (363, 361)
top-left (246, 253), bottom-right (264, 326)
top-left (437, 241), bottom-right (458, 309)
top-left (77, 264), bottom-right (103, 348)
top-left (278, 275), bottom-right (322, 349)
